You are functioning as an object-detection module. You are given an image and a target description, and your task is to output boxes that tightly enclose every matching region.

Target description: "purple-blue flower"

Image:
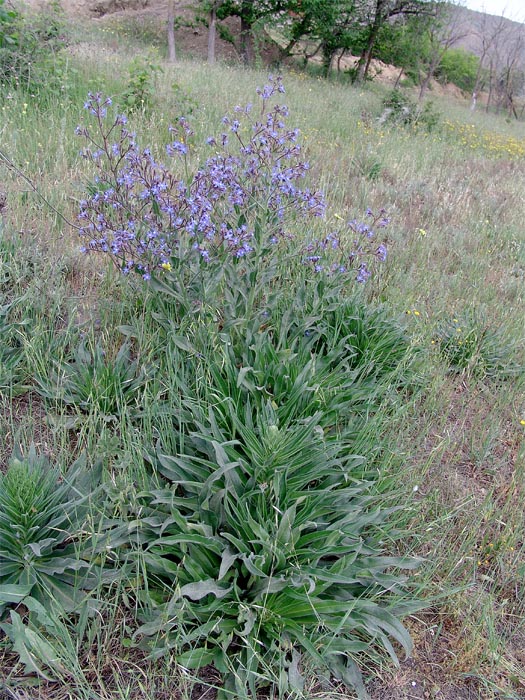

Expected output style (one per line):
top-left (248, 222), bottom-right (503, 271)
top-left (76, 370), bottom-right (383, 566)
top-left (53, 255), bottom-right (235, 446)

top-left (75, 81), bottom-right (389, 287)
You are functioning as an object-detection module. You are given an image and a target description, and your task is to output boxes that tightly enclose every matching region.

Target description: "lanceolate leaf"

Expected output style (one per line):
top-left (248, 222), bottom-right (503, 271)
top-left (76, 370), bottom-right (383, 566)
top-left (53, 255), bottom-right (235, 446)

top-left (0, 584), bottom-right (33, 605)
top-left (328, 655), bottom-right (370, 700)
top-left (179, 580), bottom-right (232, 601)
top-left (176, 647), bottom-right (218, 670)
top-left (2, 610), bottom-right (55, 680)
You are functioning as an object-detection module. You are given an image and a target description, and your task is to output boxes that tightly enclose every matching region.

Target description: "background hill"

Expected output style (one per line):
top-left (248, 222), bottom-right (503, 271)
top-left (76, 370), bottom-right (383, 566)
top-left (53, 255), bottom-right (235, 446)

top-left (454, 4), bottom-right (525, 55)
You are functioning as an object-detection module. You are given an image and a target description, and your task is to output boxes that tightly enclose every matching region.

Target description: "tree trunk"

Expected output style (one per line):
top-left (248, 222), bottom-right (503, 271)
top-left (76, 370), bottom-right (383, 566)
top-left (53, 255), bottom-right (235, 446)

top-left (321, 42), bottom-right (334, 76)
top-left (419, 54), bottom-right (441, 101)
top-left (279, 37), bottom-right (298, 62)
top-left (280, 13), bottom-right (309, 62)
top-left (355, 0), bottom-right (385, 83)
top-left (470, 59), bottom-right (485, 110)
top-left (393, 67), bottom-right (403, 89)
top-left (337, 47), bottom-right (345, 73)
top-left (418, 73), bottom-right (432, 100)
top-left (208, 3), bottom-right (217, 64)
top-left (167, 0), bottom-right (176, 62)
top-left (239, 1), bottom-right (254, 66)
top-left (504, 70), bottom-right (516, 118)
top-left (486, 60), bottom-right (494, 112)
top-left (355, 35), bottom-right (376, 82)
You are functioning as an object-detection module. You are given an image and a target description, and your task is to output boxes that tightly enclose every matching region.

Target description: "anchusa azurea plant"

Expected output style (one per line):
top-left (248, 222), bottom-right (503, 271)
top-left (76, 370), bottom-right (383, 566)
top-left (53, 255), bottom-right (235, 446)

top-left (0, 446), bottom-right (104, 617)
top-left (126, 397), bottom-right (417, 700)
top-left (75, 77), bottom-right (388, 319)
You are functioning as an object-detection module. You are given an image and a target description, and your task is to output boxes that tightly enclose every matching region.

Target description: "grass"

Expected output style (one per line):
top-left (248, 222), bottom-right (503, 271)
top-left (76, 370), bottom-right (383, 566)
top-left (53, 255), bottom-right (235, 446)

top-left (0, 9), bottom-right (524, 700)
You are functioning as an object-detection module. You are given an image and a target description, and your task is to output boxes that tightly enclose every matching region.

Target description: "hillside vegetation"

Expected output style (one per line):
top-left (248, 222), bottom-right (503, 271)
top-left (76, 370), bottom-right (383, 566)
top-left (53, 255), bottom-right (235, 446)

top-left (16, 0), bottom-right (525, 116)
top-left (0, 2), bottom-right (525, 700)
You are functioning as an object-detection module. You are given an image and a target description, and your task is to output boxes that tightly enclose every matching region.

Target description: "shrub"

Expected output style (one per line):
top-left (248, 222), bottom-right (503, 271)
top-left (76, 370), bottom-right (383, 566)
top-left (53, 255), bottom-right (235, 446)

top-left (0, 228), bottom-right (36, 394)
top-left (0, 299), bottom-right (29, 395)
top-left (0, 0), bottom-right (70, 98)
top-left (0, 0), bottom-right (18, 51)
top-left (75, 76), bottom-right (387, 317)
top-left (436, 48), bottom-right (480, 93)
top-left (285, 286), bottom-right (413, 383)
top-left (380, 89), bottom-right (440, 132)
top-left (99, 278), bottom-right (420, 698)
top-left (0, 229), bottom-right (34, 297)
top-left (0, 595), bottom-right (89, 682)
top-left (122, 52), bottom-right (162, 111)
top-left (74, 77), bottom-right (419, 699)
top-left (351, 145), bottom-right (383, 180)
top-left (200, 290), bottom-right (415, 434)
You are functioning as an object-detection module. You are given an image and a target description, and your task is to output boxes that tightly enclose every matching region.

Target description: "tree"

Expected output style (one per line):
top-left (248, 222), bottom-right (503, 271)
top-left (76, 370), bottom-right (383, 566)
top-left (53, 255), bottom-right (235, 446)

top-left (195, 0), bottom-right (221, 64)
top-left (437, 47), bottom-right (480, 92)
top-left (354, 0), bottom-right (435, 83)
top-left (212, 0), bottom-right (291, 65)
top-left (207, 0), bottom-right (218, 63)
top-left (493, 27), bottom-right (525, 117)
top-left (374, 12), bottom-right (434, 85)
top-left (417, 1), bottom-right (467, 100)
top-left (468, 10), bottom-right (508, 110)
top-left (475, 18), bottom-right (525, 117)
top-left (280, 0), bottom-right (360, 75)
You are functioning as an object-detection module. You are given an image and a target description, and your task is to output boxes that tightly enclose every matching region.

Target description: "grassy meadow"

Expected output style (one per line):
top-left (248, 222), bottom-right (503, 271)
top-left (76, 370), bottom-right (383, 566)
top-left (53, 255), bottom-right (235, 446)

top-left (0, 11), bottom-right (525, 700)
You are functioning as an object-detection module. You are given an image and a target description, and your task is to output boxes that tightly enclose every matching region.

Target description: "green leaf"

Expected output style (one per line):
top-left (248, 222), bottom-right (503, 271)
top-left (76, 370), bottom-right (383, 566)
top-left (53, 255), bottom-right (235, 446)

top-left (236, 366), bottom-right (254, 389)
top-left (150, 533), bottom-right (222, 554)
top-left (170, 335), bottom-right (197, 353)
top-left (276, 503), bottom-right (297, 547)
top-left (117, 324), bottom-right (140, 338)
top-left (179, 580), bottom-right (232, 600)
top-left (176, 647), bottom-right (217, 670)
top-left (0, 584), bottom-right (33, 605)
top-left (288, 648), bottom-right (304, 692)
top-left (328, 655), bottom-right (370, 700)
top-left (2, 611), bottom-right (56, 680)
top-left (218, 547), bottom-right (238, 580)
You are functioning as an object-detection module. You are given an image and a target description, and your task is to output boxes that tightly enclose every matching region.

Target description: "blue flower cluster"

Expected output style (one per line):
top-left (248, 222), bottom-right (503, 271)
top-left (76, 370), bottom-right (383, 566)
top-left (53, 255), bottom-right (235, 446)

top-left (76, 79), bottom-right (387, 284)
top-left (302, 209), bottom-right (389, 282)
